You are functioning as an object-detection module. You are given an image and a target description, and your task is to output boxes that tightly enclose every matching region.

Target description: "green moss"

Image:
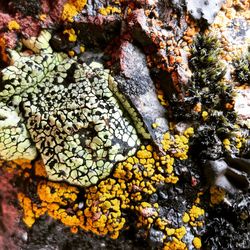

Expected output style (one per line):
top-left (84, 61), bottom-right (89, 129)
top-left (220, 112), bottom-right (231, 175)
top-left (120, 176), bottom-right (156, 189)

top-left (233, 47), bottom-right (250, 85)
top-left (189, 34), bottom-right (228, 110)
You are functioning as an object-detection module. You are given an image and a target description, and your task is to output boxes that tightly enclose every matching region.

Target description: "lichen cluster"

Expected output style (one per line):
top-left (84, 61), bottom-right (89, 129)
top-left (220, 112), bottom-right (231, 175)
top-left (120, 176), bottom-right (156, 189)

top-left (0, 0), bottom-right (249, 249)
top-left (16, 127), bottom-right (205, 249)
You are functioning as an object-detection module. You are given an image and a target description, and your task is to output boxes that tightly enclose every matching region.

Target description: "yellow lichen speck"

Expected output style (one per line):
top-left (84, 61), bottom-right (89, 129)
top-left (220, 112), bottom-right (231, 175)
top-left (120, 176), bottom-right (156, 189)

top-left (63, 28), bottom-right (77, 42)
top-left (193, 237), bottom-right (202, 249)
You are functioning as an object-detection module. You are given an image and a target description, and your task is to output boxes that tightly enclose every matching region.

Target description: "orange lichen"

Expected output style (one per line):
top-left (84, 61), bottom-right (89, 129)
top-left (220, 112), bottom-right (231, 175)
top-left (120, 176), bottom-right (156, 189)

top-left (34, 160), bottom-right (47, 177)
top-left (37, 181), bottom-right (78, 205)
top-left (68, 50), bottom-right (75, 57)
top-left (13, 159), bottom-right (32, 170)
top-left (0, 159), bottom-right (33, 178)
top-left (39, 14), bottom-right (47, 21)
top-left (18, 193), bottom-right (42, 227)
top-left (62, 0), bottom-right (87, 22)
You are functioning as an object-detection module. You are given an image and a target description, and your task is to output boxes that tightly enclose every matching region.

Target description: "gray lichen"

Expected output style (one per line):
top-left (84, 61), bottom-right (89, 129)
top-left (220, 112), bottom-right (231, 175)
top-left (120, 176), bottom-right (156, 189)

top-left (0, 31), bottom-right (141, 187)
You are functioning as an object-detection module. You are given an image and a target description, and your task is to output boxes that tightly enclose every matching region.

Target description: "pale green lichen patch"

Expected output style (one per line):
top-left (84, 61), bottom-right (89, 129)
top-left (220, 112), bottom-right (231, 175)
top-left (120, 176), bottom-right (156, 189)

top-left (0, 31), bottom-right (141, 187)
top-left (0, 103), bottom-right (37, 161)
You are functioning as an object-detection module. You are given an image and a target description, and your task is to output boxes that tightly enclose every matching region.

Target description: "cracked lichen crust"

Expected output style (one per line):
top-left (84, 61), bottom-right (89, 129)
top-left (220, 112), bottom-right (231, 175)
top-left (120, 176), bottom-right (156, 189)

top-left (0, 31), bottom-right (141, 187)
top-left (0, 103), bottom-right (37, 161)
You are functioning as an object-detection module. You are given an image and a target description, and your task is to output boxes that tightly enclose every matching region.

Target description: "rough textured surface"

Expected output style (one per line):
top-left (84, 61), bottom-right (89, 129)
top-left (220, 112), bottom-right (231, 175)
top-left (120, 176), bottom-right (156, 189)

top-left (185, 0), bottom-right (226, 24)
top-left (0, 168), bottom-right (26, 250)
top-left (0, 31), bottom-right (141, 187)
top-left (0, 0), bottom-right (249, 249)
top-left (112, 41), bottom-right (169, 149)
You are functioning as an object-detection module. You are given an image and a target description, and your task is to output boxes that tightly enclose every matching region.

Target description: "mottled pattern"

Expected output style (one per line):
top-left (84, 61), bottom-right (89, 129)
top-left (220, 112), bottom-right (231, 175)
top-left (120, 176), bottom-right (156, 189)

top-left (0, 31), bottom-right (141, 186)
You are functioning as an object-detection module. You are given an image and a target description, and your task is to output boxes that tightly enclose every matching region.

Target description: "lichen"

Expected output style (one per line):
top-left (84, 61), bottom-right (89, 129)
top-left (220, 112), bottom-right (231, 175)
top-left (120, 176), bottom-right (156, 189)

top-left (62, 0), bottom-right (87, 22)
top-left (98, 6), bottom-right (121, 16)
top-left (192, 237), bottom-right (202, 249)
top-left (210, 186), bottom-right (226, 205)
top-left (0, 31), bottom-right (141, 187)
top-left (8, 20), bottom-right (20, 30)
top-left (11, 124), bottom-right (197, 243)
top-left (0, 104), bottom-right (37, 161)
top-left (0, 1), bottom-right (249, 249)
top-left (63, 28), bottom-right (77, 42)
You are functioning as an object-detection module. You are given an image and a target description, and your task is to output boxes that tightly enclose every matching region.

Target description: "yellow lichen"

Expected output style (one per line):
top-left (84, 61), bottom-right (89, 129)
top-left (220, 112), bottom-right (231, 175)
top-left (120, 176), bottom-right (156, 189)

top-left (164, 237), bottom-right (187, 250)
top-left (152, 123), bottom-right (159, 129)
top-left (174, 226), bottom-right (187, 240)
top-left (202, 111), bottom-right (208, 121)
top-left (136, 202), bottom-right (159, 228)
top-left (62, 0), bottom-right (87, 22)
top-left (63, 28), bottom-right (77, 42)
top-left (83, 178), bottom-right (128, 239)
top-left (8, 20), bottom-right (20, 30)
top-left (161, 128), bottom-right (193, 160)
top-left (98, 6), bottom-right (121, 16)
top-left (182, 212), bottom-right (190, 223)
top-left (39, 14), bottom-right (47, 21)
top-left (188, 205), bottom-right (205, 227)
top-left (223, 138), bottom-right (231, 151)
top-left (68, 50), bottom-right (75, 57)
top-left (166, 228), bottom-right (175, 236)
top-left (193, 237), bottom-right (202, 249)
top-left (136, 149), bottom-right (152, 159)
top-left (80, 45), bottom-right (85, 53)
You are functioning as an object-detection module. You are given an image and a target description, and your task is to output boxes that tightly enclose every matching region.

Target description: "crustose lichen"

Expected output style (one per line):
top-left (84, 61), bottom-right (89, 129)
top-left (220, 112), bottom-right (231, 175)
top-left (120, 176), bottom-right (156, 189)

top-left (0, 31), bottom-right (141, 187)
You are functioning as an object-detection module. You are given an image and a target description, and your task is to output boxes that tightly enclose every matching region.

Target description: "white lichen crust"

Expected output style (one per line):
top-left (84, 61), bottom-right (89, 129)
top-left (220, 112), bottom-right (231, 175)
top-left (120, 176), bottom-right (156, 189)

top-left (0, 31), bottom-right (141, 187)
